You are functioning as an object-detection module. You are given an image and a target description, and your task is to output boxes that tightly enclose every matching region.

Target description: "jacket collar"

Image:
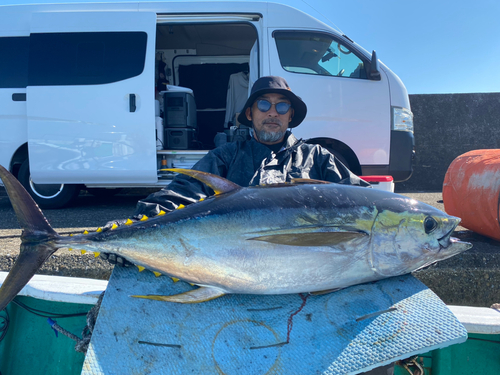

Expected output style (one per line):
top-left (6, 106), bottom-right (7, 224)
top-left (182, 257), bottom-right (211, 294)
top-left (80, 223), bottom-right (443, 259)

top-left (283, 131), bottom-right (300, 149)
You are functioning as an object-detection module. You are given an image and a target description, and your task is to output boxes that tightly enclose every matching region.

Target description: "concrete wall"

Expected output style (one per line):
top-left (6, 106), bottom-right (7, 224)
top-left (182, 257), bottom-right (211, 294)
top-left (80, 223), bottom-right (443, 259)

top-left (396, 93), bottom-right (500, 192)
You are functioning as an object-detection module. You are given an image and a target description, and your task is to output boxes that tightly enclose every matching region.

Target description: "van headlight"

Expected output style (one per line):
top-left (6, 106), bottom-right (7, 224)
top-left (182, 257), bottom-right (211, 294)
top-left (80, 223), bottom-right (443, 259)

top-left (392, 107), bottom-right (414, 133)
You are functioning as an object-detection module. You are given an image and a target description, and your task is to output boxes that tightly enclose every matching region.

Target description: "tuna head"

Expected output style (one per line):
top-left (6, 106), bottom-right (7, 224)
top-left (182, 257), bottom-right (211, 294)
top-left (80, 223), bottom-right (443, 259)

top-left (369, 198), bottom-right (472, 277)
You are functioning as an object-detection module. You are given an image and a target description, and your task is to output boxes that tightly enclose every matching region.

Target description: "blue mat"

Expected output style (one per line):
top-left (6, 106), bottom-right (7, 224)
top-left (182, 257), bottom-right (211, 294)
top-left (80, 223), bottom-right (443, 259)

top-left (82, 267), bottom-right (467, 375)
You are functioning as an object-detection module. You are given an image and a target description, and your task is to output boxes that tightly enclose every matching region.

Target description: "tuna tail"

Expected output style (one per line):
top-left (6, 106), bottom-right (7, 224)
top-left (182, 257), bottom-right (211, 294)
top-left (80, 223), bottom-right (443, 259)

top-left (0, 164), bottom-right (59, 311)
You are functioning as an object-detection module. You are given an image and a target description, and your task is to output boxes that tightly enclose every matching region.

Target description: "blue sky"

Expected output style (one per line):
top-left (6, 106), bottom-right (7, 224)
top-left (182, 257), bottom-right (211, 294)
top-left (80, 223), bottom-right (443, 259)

top-left (3, 0), bottom-right (499, 94)
top-left (299, 0), bottom-right (500, 94)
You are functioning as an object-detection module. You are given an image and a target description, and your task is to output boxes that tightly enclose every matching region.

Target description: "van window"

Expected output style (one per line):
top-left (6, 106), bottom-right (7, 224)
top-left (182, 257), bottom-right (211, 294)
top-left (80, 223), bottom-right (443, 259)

top-left (0, 37), bottom-right (30, 88)
top-left (29, 32), bottom-right (147, 86)
top-left (274, 31), bottom-right (367, 79)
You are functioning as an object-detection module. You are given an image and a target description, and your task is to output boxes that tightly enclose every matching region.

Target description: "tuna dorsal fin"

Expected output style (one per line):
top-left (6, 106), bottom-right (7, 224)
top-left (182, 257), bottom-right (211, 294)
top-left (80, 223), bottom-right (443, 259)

top-left (166, 168), bottom-right (240, 195)
top-left (132, 286), bottom-right (226, 304)
top-left (248, 232), bottom-right (367, 247)
top-left (291, 178), bottom-right (331, 185)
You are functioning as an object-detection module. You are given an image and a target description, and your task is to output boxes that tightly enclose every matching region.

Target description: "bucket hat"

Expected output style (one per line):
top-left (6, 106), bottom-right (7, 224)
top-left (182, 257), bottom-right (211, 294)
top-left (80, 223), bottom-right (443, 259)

top-left (237, 76), bottom-right (307, 128)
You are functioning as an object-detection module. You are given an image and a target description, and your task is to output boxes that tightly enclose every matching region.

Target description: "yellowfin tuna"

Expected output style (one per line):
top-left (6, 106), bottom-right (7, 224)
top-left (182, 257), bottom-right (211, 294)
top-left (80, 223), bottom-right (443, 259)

top-left (0, 166), bottom-right (471, 309)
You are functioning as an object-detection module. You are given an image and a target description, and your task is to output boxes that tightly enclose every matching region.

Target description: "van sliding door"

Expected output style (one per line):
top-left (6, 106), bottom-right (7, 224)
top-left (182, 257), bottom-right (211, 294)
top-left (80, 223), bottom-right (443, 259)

top-left (27, 12), bottom-right (157, 184)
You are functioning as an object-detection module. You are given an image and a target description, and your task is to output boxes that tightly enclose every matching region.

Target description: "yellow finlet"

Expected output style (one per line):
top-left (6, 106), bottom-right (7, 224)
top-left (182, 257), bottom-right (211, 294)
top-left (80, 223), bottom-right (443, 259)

top-left (177, 204), bottom-right (185, 209)
top-left (137, 265), bottom-right (145, 272)
top-left (157, 210), bottom-right (166, 216)
top-left (69, 234), bottom-right (74, 237)
top-left (68, 248), bottom-right (73, 251)
top-left (96, 227), bottom-right (103, 233)
top-left (171, 277), bottom-right (180, 283)
top-left (80, 250), bottom-right (87, 255)
top-left (199, 198), bottom-right (204, 202)
top-left (83, 230), bottom-right (89, 235)
top-left (125, 219), bottom-right (134, 225)
top-left (111, 223), bottom-right (118, 230)
top-left (153, 271), bottom-right (162, 277)
top-left (94, 252), bottom-right (100, 258)
top-left (140, 215), bottom-right (149, 221)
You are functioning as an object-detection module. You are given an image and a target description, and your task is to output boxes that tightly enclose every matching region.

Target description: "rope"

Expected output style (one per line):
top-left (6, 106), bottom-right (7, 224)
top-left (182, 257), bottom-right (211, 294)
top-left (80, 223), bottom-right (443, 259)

top-left (0, 309), bottom-right (9, 343)
top-left (77, 291), bottom-right (104, 353)
top-left (0, 294), bottom-right (103, 353)
top-left (47, 291), bottom-right (105, 353)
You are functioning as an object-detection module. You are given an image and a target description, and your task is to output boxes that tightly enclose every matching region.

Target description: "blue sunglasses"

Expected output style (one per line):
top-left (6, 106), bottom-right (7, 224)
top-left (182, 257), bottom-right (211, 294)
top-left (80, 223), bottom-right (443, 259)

top-left (256, 99), bottom-right (292, 115)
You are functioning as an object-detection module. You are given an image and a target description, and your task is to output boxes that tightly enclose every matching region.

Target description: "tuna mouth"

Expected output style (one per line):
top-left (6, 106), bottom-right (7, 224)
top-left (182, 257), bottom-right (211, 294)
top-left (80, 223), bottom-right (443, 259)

top-left (438, 229), bottom-right (472, 252)
top-left (447, 236), bottom-right (472, 248)
top-left (438, 228), bottom-right (454, 248)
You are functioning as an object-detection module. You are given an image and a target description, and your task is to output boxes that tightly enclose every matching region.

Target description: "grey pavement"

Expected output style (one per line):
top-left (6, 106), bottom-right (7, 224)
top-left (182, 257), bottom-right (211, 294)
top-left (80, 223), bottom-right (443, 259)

top-left (0, 186), bottom-right (499, 307)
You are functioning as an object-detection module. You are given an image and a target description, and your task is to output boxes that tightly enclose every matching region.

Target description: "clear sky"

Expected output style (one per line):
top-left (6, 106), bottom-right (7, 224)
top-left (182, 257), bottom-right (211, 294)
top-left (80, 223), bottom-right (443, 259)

top-left (3, 0), bottom-right (499, 94)
top-left (297, 0), bottom-right (500, 94)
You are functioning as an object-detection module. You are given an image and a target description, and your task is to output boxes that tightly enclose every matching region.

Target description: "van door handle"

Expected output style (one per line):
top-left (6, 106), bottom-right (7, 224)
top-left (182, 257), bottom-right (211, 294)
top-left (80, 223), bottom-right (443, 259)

top-left (129, 94), bottom-right (136, 112)
top-left (12, 93), bottom-right (27, 101)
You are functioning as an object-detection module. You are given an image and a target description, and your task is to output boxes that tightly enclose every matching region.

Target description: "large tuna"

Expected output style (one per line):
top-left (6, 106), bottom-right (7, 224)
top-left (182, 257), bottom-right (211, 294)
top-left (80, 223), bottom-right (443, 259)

top-left (0, 165), bottom-right (471, 310)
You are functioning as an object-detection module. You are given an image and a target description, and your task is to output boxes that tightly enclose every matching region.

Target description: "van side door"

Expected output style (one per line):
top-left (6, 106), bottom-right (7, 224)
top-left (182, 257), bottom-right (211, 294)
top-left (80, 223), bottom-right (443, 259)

top-left (0, 36), bottom-right (29, 172)
top-left (27, 11), bottom-right (157, 184)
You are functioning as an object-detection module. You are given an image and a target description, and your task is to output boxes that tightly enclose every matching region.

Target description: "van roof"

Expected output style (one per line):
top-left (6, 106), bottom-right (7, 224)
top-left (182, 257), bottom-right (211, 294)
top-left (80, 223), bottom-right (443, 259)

top-left (0, 1), bottom-right (339, 37)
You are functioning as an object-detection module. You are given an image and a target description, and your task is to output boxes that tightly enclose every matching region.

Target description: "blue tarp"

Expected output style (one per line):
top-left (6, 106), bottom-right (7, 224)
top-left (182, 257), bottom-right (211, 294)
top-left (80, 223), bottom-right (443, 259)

top-left (83, 267), bottom-right (466, 375)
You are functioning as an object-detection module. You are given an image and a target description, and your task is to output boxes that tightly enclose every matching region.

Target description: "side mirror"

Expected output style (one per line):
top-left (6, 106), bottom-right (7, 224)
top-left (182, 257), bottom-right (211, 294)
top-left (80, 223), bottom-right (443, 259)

top-left (370, 50), bottom-right (381, 80)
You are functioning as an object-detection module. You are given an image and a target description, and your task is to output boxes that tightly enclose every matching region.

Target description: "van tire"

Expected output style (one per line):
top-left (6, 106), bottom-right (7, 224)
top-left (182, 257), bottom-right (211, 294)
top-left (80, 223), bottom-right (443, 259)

top-left (18, 160), bottom-right (80, 209)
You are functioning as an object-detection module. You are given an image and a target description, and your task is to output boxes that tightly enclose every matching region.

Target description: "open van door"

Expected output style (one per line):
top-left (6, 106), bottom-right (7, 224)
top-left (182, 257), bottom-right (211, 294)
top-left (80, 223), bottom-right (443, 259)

top-left (27, 11), bottom-right (157, 185)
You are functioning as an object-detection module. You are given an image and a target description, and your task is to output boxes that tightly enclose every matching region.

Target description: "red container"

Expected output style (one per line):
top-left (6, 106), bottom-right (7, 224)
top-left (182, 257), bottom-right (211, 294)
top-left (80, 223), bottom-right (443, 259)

top-left (361, 176), bottom-right (394, 192)
top-left (443, 149), bottom-right (500, 241)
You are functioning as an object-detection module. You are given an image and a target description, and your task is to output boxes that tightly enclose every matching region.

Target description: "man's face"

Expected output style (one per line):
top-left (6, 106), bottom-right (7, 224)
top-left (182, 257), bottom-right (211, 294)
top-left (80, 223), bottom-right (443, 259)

top-left (245, 93), bottom-right (294, 145)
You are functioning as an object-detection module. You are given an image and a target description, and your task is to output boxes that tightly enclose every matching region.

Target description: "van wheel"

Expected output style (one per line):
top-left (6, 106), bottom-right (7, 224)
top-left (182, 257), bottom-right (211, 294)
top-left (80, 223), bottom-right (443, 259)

top-left (18, 160), bottom-right (80, 209)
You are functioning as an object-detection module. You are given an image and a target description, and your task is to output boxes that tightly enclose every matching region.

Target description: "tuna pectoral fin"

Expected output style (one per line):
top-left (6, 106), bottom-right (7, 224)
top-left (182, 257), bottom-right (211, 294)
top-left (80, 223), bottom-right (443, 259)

top-left (131, 286), bottom-right (226, 304)
top-left (249, 231), bottom-right (367, 247)
top-left (0, 243), bottom-right (57, 311)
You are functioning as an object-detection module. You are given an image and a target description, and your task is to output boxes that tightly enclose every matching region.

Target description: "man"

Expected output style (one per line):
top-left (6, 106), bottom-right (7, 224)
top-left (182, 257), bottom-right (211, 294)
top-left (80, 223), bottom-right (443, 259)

top-left (103, 76), bottom-right (369, 265)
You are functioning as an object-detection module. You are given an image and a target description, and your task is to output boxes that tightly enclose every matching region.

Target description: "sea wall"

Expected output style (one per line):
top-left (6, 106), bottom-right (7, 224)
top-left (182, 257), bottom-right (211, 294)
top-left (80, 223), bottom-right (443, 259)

top-left (396, 92), bottom-right (500, 192)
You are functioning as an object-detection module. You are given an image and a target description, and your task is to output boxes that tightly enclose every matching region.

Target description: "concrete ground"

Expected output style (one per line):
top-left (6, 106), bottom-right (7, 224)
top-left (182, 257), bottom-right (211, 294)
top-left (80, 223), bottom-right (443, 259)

top-left (0, 186), bottom-right (499, 307)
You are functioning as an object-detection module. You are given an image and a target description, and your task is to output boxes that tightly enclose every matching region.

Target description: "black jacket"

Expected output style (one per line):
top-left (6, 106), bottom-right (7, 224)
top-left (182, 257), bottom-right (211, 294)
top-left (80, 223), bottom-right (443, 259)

top-left (133, 132), bottom-right (370, 217)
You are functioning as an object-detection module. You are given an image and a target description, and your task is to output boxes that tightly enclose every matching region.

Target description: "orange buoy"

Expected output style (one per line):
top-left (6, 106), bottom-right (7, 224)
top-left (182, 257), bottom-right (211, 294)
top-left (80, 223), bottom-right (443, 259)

top-left (443, 149), bottom-right (500, 241)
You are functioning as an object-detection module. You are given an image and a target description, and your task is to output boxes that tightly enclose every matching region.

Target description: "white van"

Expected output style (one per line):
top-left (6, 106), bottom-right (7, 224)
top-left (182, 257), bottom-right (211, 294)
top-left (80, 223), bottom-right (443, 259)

top-left (0, 1), bottom-right (414, 208)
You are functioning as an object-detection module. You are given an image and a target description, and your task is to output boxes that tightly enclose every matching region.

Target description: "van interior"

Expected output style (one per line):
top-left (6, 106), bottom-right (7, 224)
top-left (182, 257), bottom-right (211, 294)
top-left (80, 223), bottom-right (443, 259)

top-left (154, 22), bottom-right (257, 151)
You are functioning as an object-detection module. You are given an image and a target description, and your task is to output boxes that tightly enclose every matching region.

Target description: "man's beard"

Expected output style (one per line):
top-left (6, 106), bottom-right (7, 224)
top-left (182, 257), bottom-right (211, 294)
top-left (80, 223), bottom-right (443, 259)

top-left (254, 120), bottom-right (286, 143)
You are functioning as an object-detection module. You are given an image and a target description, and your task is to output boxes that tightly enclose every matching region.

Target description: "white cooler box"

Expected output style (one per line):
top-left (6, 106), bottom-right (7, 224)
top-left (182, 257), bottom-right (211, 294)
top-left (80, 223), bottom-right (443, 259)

top-left (361, 175), bottom-right (394, 192)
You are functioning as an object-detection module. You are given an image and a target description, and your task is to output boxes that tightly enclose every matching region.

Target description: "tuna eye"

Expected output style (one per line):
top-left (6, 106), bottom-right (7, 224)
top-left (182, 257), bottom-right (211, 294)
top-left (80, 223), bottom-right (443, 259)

top-left (424, 217), bottom-right (438, 234)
